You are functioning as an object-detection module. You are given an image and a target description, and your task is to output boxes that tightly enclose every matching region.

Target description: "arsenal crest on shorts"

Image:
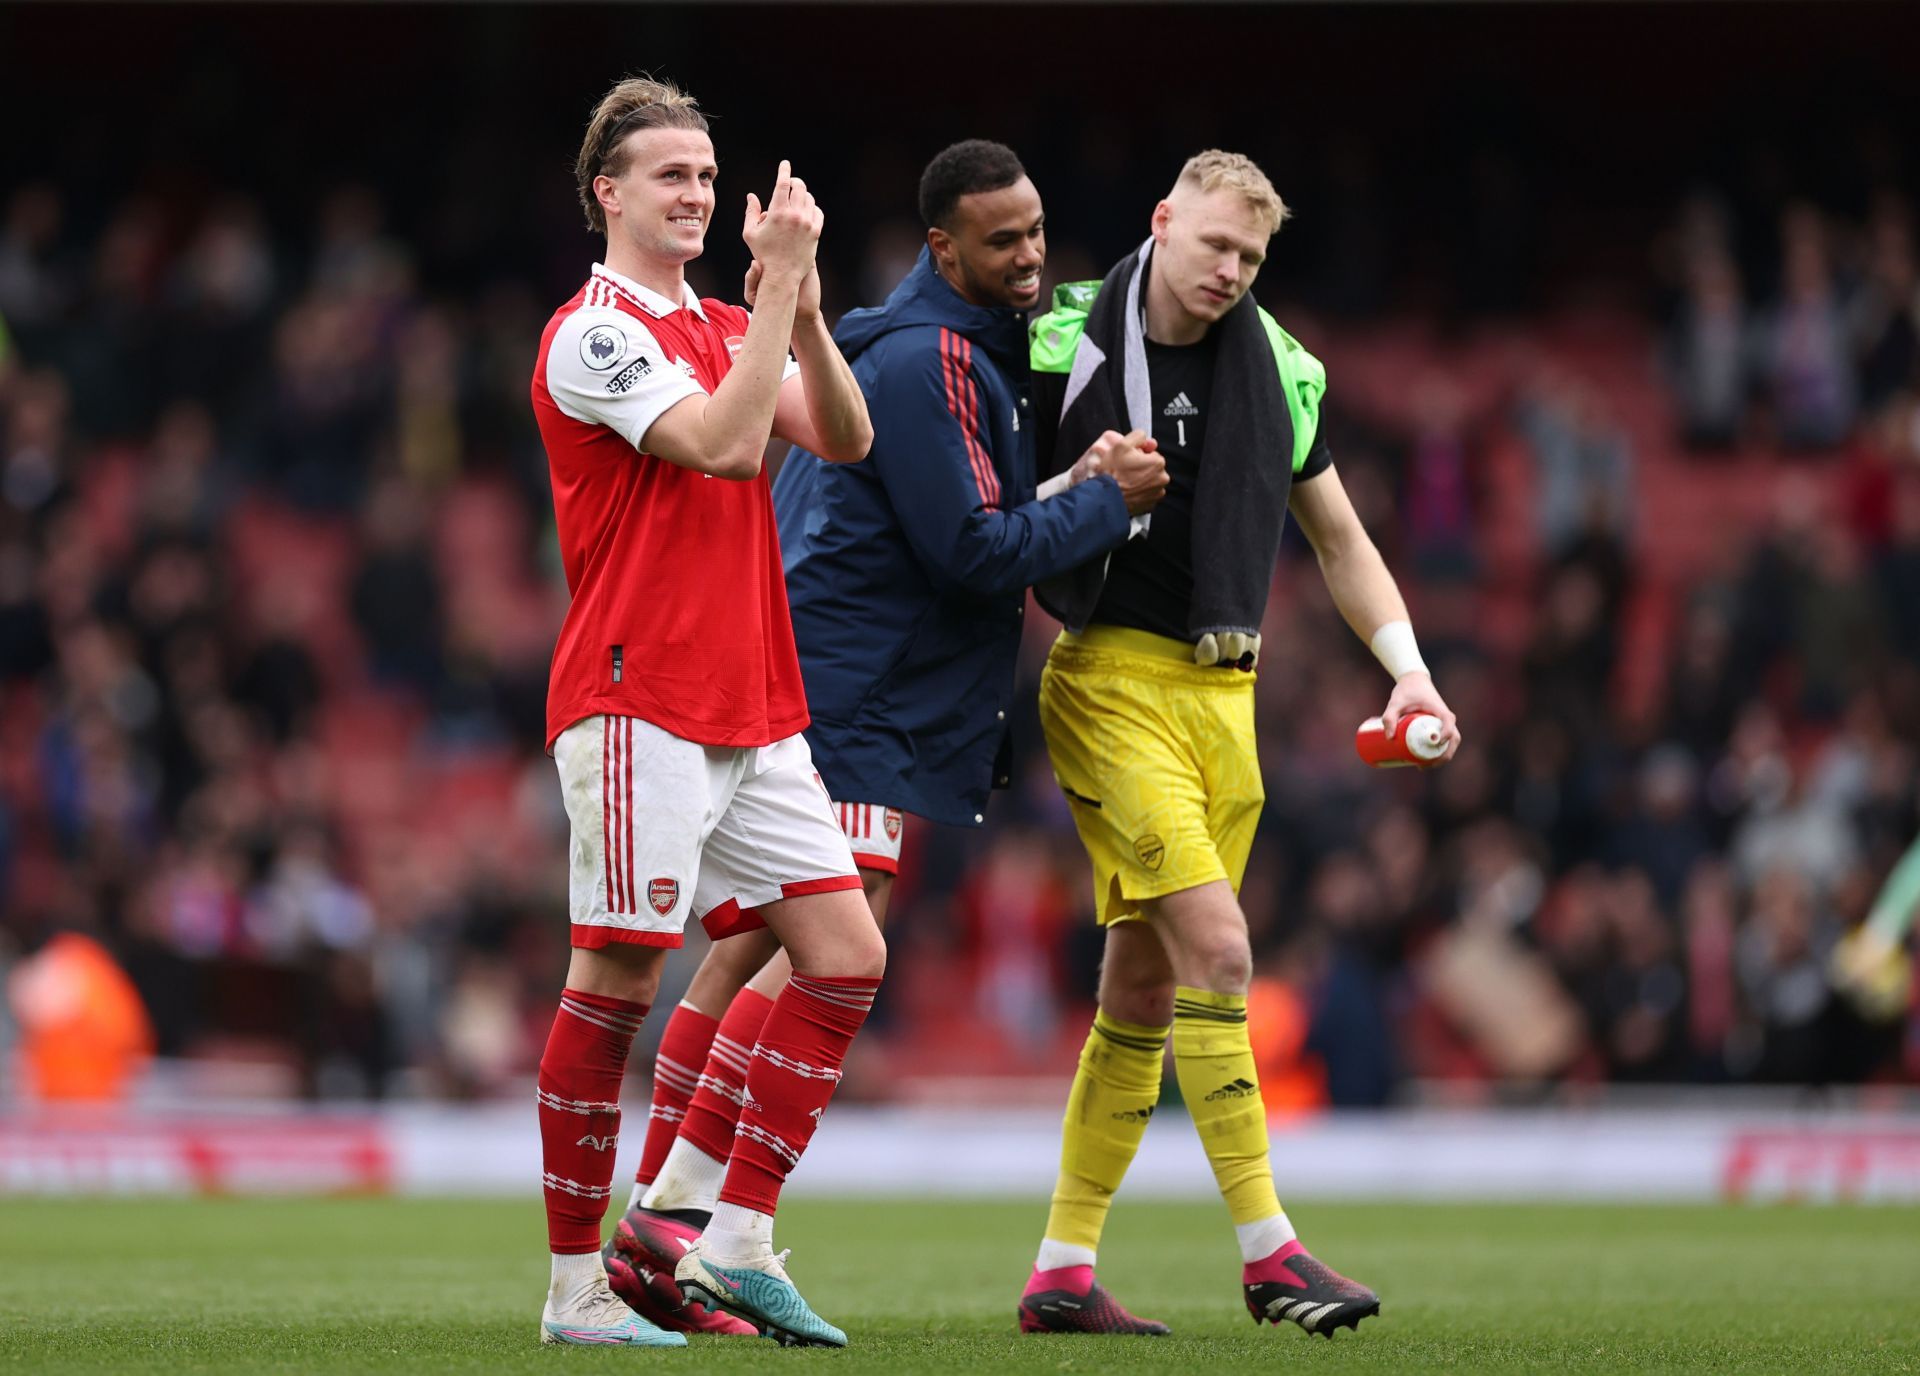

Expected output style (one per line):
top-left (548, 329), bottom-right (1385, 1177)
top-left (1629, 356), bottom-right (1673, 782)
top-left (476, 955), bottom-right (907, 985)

top-left (647, 878), bottom-right (679, 915)
top-left (884, 808), bottom-right (903, 841)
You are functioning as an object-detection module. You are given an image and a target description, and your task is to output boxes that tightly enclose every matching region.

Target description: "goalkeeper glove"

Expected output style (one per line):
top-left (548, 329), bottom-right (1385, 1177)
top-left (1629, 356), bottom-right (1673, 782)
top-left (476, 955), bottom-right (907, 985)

top-left (1194, 631), bottom-right (1260, 671)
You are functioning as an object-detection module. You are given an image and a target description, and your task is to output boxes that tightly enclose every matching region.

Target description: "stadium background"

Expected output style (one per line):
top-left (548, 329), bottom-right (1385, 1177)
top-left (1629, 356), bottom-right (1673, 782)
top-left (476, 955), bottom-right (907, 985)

top-left (2, 0), bottom-right (1918, 1193)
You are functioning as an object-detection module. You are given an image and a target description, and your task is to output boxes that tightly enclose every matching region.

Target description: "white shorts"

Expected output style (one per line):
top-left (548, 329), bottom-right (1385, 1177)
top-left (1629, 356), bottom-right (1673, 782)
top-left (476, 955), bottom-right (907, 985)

top-left (832, 800), bottom-right (909, 876)
top-left (554, 715), bottom-right (861, 949)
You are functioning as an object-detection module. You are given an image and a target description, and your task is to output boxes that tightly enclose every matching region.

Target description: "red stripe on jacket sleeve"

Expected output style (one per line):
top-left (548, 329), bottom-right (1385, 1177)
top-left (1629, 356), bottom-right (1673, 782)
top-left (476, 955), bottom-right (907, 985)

top-left (957, 336), bottom-right (1002, 507)
top-left (939, 329), bottom-right (1001, 509)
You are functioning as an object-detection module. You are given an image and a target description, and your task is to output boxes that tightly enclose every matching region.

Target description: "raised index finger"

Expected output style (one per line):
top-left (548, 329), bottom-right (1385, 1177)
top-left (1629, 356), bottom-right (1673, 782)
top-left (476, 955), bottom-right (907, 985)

top-left (774, 158), bottom-right (792, 194)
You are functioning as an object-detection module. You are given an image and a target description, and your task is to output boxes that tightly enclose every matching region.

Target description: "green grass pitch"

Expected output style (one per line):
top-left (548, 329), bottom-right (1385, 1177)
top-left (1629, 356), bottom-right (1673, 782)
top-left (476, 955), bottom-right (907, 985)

top-left (2, 1197), bottom-right (1915, 1373)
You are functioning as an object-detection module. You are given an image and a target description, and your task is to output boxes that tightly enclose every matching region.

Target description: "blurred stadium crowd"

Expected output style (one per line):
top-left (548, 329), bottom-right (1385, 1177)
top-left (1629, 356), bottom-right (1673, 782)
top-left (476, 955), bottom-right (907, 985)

top-left (2, 6), bottom-right (1917, 1107)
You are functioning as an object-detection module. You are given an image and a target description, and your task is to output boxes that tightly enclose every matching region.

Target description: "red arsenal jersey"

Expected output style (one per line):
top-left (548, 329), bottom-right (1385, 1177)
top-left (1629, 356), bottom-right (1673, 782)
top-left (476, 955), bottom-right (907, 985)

top-left (532, 263), bottom-right (806, 751)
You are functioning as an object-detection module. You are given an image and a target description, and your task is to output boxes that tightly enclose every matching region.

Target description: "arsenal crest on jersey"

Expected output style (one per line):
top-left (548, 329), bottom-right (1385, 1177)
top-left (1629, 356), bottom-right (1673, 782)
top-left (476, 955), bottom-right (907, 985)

top-left (647, 878), bottom-right (679, 915)
top-left (884, 808), bottom-right (903, 841)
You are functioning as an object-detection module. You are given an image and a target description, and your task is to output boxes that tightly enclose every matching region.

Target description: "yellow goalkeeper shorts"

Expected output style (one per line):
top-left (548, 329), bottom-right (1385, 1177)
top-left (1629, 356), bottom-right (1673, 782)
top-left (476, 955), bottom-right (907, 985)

top-left (1039, 625), bottom-right (1264, 926)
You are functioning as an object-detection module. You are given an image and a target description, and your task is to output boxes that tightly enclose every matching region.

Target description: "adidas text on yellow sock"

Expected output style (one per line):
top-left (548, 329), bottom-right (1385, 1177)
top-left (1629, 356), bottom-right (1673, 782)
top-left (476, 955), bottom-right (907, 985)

top-left (1042, 1008), bottom-right (1168, 1252)
top-left (1171, 986), bottom-right (1283, 1228)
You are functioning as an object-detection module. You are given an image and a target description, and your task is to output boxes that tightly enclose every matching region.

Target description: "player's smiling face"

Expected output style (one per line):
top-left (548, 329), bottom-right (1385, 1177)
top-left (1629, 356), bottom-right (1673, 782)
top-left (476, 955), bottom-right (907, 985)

top-left (1152, 188), bottom-right (1269, 326)
top-left (608, 128), bottom-right (717, 264)
top-left (933, 176), bottom-right (1046, 310)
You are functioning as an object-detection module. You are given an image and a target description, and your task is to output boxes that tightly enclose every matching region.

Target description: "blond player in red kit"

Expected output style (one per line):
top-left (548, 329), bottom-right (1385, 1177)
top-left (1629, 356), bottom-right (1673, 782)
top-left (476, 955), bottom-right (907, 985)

top-left (526, 75), bottom-right (882, 1349)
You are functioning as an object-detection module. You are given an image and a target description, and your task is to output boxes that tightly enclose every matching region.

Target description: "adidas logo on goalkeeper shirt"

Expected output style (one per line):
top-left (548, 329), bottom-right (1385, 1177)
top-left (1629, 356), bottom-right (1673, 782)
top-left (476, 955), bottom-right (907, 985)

top-left (1206, 1078), bottom-right (1259, 1101)
top-left (1163, 392), bottom-right (1198, 417)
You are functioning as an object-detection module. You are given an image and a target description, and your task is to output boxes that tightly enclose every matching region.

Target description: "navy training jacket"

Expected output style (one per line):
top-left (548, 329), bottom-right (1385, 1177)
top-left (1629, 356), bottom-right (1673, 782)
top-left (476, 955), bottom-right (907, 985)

top-left (772, 249), bottom-right (1131, 827)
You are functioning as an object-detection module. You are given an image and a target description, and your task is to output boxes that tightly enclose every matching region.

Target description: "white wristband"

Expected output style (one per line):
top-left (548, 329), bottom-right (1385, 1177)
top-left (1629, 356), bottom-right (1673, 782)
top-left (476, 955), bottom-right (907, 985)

top-left (1370, 620), bottom-right (1428, 680)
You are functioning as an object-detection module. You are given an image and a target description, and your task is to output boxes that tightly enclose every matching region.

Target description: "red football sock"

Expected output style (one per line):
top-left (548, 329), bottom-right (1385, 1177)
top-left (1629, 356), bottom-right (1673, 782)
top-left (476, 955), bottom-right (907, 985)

top-left (538, 988), bottom-right (647, 1254)
top-left (720, 973), bottom-right (880, 1215)
top-left (634, 1001), bottom-right (720, 1188)
top-left (678, 986), bottom-right (776, 1165)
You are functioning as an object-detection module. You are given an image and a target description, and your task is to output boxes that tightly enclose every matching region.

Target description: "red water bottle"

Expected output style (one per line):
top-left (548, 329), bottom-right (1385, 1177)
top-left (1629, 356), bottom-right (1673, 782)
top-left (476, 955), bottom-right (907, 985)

top-left (1355, 713), bottom-right (1448, 768)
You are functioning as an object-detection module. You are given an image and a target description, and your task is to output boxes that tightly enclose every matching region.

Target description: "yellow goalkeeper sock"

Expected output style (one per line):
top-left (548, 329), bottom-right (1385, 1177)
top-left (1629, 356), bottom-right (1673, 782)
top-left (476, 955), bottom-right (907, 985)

top-left (1171, 986), bottom-right (1283, 1228)
top-left (1041, 1008), bottom-right (1168, 1256)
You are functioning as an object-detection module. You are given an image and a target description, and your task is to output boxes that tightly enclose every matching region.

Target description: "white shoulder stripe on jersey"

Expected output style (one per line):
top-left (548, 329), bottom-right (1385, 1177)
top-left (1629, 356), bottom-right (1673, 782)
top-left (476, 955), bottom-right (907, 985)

top-left (542, 298), bottom-right (702, 444)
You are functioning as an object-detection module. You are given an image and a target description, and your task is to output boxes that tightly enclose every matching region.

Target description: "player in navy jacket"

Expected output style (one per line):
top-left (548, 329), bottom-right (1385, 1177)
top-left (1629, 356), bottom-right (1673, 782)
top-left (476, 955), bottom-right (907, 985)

top-left (602, 145), bottom-right (1166, 1328)
top-left (774, 207), bottom-right (1164, 829)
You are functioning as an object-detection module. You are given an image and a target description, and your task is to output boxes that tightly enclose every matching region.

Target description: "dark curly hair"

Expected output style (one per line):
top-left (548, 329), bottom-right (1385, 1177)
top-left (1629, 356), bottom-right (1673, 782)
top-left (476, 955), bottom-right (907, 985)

top-left (917, 140), bottom-right (1026, 230)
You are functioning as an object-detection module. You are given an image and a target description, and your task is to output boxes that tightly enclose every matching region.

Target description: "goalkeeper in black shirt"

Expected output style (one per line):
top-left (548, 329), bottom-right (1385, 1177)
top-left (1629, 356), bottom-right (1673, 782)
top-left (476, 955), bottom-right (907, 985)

top-left (1016, 151), bottom-right (1459, 1339)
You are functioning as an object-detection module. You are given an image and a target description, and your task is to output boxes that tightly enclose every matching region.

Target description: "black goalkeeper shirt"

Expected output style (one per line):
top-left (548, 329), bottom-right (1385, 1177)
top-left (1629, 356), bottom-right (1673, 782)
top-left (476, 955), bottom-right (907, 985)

top-left (1090, 333), bottom-right (1216, 639)
top-left (1083, 331), bottom-right (1334, 641)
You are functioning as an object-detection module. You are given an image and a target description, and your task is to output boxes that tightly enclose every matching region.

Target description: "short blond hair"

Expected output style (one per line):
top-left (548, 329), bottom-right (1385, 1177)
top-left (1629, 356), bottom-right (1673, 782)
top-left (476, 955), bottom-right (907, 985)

top-left (576, 76), bottom-right (709, 234)
top-left (1176, 150), bottom-right (1290, 236)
